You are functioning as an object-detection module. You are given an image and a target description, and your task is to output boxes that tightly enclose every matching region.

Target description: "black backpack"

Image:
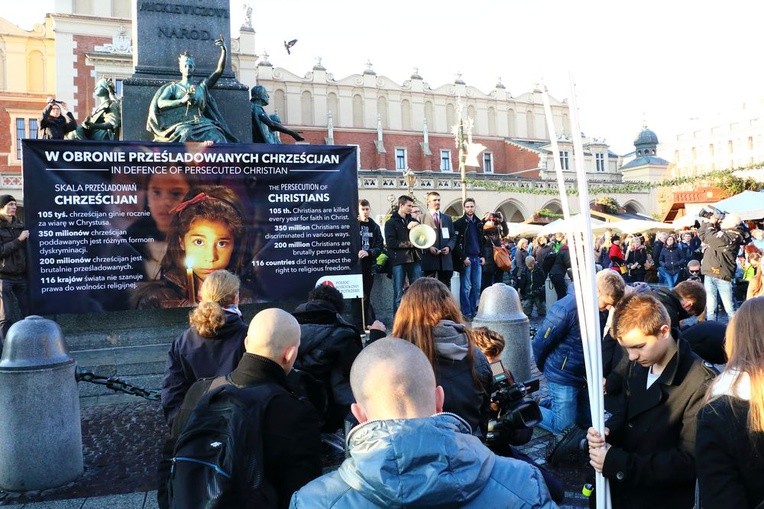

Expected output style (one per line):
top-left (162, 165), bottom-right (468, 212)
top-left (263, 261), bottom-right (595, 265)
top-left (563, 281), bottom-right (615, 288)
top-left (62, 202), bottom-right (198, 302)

top-left (167, 378), bottom-right (281, 509)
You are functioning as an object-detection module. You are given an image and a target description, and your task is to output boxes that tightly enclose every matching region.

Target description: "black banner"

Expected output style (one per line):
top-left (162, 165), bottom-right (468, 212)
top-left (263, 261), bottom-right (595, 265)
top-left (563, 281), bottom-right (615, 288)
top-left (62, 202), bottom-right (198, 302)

top-left (22, 140), bottom-right (361, 314)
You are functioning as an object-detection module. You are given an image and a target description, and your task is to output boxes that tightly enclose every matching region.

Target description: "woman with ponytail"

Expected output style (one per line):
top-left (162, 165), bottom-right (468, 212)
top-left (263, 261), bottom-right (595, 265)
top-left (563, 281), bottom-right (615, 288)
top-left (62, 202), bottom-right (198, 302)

top-left (160, 269), bottom-right (247, 427)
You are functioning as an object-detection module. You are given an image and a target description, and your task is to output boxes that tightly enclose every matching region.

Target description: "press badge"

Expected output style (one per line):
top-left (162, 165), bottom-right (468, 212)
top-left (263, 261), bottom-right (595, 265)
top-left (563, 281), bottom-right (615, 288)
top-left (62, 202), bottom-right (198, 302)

top-left (442, 228), bottom-right (450, 239)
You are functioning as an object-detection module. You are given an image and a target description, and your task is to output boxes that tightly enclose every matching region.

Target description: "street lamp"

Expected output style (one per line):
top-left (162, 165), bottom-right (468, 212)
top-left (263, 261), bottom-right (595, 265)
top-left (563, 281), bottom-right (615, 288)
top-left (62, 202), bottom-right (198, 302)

top-left (403, 168), bottom-right (417, 197)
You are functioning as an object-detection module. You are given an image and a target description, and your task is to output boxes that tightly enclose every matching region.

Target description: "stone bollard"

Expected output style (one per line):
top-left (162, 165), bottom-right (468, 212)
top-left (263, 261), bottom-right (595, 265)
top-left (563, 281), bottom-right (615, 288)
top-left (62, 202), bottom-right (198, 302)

top-left (472, 283), bottom-right (532, 383)
top-left (0, 316), bottom-right (83, 491)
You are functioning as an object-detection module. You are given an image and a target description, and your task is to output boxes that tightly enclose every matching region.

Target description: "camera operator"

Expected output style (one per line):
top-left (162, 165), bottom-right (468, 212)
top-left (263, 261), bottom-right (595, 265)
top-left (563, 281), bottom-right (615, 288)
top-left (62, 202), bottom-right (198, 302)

top-left (40, 98), bottom-right (77, 139)
top-left (698, 209), bottom-right (744, 321)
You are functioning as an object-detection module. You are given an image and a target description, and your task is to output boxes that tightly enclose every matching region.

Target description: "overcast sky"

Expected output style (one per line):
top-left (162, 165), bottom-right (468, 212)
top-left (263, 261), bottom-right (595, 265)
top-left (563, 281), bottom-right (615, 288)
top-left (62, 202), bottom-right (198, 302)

top-left (4, 0), bottom-right (762, 156)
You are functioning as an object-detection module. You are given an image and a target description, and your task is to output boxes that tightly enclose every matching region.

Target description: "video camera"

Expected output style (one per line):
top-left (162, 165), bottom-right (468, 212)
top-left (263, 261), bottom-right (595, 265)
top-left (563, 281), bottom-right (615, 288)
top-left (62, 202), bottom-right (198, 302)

top-left (698, 206), bottom-right (726, 222)
top-left (485, 360), bottom-right (541, 448)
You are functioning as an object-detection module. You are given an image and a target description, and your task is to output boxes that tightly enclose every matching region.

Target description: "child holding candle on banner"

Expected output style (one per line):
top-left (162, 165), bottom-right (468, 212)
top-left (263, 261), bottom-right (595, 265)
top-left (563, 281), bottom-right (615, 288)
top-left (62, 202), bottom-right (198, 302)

top-left (132, 185), bottom-right (255, 309)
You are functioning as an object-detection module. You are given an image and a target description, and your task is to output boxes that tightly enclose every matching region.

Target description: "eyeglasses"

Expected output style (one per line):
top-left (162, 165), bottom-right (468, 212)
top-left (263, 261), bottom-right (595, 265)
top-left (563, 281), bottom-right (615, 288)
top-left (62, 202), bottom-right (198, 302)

top-left (688, 270), bottom-right (700, 274)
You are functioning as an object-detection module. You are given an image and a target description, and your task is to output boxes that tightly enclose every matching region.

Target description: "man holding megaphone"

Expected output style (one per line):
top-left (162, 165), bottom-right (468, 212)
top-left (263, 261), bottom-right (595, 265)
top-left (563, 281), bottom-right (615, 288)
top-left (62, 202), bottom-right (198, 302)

top-left (419, 192), bottom-right (456, 287)
top-left (384, 195), bottom-right (423, 315)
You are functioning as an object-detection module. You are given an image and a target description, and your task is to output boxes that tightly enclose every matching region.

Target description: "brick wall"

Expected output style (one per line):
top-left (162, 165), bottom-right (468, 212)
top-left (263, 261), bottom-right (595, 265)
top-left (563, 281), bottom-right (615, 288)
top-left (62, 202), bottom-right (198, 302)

top-left (71, 34), bottom-right (111, 121)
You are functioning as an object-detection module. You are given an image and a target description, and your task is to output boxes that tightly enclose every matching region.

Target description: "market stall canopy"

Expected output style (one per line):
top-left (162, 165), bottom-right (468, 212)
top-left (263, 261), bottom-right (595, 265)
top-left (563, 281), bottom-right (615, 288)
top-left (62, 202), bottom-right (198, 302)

top-left (505, 222), bottom-right (544, 238)
top-left (672, 214), bottom-right (700, 229)
top-left (711, 190), bottom-right (764, 221)
top-left (539, 215), bottom-right (610, 235)
top-left (610, 218), bottom-right (676, 234)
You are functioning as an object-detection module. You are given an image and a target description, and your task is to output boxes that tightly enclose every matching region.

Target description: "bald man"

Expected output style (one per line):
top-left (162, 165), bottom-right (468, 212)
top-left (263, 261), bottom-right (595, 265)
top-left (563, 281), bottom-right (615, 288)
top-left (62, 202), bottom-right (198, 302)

top-left (161, 308), bottom-right (322, 509)
top-left (290, 338), bottom-right (557, 508)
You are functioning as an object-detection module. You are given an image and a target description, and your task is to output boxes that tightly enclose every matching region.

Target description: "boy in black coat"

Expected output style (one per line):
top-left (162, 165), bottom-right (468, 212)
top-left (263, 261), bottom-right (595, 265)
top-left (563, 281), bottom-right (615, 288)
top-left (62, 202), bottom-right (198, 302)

top-left (587, 293), bottom-right (715, 509)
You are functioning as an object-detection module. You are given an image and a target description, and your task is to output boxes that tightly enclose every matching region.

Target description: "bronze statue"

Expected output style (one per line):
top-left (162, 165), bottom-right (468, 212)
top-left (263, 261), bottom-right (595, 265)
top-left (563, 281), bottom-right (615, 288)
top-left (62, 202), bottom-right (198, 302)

top-left (67, 78), bottom-right (120, 141)
top-left (147, 37), bottom-right (237, 143)
top-left (250, 85), bottom-right (304, 144)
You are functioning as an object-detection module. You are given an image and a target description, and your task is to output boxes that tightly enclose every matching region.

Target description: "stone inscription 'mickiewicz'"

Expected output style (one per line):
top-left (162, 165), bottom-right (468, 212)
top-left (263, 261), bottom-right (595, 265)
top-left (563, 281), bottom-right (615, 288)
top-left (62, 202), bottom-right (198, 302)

top-left (138, 2), bottom-right (229, 18)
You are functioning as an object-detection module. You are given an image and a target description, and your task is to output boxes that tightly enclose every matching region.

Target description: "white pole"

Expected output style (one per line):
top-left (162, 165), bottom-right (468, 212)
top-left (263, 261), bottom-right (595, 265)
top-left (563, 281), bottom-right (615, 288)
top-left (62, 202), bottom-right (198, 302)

top-left (567, 73), bottom-right (609, 509)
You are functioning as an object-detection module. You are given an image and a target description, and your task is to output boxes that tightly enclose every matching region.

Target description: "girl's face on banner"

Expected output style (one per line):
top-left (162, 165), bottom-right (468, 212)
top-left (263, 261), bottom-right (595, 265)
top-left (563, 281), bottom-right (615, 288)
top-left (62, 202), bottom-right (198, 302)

top-left (182, 219), bottom-right (234, 280)
top-left (147, 174), bottom-right (190, 234)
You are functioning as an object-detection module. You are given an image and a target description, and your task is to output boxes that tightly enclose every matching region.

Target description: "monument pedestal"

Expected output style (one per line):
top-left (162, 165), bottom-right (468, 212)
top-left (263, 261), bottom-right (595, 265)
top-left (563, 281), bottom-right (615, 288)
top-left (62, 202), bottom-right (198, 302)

top-left (122, 0), bottom-right (252, 142)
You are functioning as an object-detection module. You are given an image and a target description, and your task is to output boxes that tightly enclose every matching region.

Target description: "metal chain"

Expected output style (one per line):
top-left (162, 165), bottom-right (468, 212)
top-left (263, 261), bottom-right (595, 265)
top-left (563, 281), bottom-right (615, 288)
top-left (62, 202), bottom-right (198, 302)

top-left (75, 367), bottom-right (160, 401)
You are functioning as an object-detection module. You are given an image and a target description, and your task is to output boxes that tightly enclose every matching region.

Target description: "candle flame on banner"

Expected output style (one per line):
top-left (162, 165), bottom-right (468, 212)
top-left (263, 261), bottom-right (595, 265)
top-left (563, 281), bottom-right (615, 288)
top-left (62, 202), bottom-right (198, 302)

top-left (541, 78), bottom-right (611, 509)
top-left (185, 257), bottom-right (196, 305)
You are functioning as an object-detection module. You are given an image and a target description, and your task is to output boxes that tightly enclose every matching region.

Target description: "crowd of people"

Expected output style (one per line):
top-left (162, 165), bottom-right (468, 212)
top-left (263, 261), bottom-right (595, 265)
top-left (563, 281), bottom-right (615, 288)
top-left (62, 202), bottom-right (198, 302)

top-left (146, 195), bottom-right (764, 508)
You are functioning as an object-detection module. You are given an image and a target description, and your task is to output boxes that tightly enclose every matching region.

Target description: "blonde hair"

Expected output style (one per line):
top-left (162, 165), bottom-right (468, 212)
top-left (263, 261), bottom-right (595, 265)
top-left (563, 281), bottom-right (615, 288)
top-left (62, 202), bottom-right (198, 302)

top-left (472, 326), bottom-right (505, 360)
top-left (710, 297), bottom-right (764, 434)
top-left (188, 270), bottom-right (240, 338)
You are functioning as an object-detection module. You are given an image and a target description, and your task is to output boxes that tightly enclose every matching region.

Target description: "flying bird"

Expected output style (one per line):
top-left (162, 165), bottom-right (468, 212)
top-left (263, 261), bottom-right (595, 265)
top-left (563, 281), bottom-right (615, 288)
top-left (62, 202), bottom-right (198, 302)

top-left (284, 39), bottom-right (298, 55)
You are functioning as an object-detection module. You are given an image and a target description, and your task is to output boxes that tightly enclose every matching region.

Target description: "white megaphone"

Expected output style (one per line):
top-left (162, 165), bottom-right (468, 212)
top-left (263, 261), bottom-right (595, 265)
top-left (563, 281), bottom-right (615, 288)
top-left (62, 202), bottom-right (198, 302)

top-left (409, 223), bottom-right (437, 249)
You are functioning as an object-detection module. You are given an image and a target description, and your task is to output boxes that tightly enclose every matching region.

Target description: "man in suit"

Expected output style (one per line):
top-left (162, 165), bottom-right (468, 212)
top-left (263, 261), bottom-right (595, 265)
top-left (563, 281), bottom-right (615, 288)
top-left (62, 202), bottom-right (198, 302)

top-left (419, 192), bottom-right (456, 287)
top-left (587, 293), bottom-right (715, 509)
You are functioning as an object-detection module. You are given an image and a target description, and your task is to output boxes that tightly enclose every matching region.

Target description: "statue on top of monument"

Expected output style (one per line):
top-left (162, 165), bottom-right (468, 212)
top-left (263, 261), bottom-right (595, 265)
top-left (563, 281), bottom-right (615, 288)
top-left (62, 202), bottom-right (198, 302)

top-left (67, 78), bottom-right (121, 141)
top-left (250, 85), bottom-right (304, 144)
top-left (146, 36), bottom-right (238, 143)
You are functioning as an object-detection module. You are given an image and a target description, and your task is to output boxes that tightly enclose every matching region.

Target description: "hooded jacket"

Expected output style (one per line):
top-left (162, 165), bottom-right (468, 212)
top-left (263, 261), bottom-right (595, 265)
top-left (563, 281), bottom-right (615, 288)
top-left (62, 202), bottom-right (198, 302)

top-left (431, 320), bottom-right (492, 437)
top-left (289, 413), bottom-right (557, 508)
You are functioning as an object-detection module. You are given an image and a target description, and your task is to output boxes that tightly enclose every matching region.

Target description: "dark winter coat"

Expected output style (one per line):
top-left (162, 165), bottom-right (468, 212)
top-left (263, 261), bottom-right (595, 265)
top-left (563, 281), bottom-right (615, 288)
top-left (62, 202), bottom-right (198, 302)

top-left (659, 243), bottom-right (687, 276)
top-left (0, 215), bottom-right (26, 278)
top-left (161, 353), bottom-right (323, 509)
top-left (517, 265), bottom-right (545, 300)
top-left (161, 310), bottom-right (247, 426)
top-left (625, 245), bottom-right (648, 280)
top-left (532, 285), bottom-right (585, 387)
top-left (453, 214), bottom-right (485, 268)
top-left (602, 338), bottom-right (715, 509)
top-left (383, 212), bottom-right (420, 266)
top-left (696, 392), bottom-right (764, 509)
top-left (292, 300), bottom-right (362, 427)
top-left (548, 244), bottom-right (571, 277)
top-left (698, 222), bottom-right (744, 281)
top-left (39, 104), bottom-right (77, 139)
top-left (535, 243), bottom-right (553, 275)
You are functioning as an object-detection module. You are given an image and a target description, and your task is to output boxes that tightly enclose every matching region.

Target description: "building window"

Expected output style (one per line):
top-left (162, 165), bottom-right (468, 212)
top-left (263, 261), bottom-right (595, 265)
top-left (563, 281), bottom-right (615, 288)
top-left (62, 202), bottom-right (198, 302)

top-left (15, 119), bottom-right (25, 160)
top-left (440, 150), bottom-right (452, 172)
top-left (29, 118), bottom-right (38, 141)
top-left (595, 153), bottom-right (605, 172)
top-left (560, 151), bottom-right (570, 170)
top-left (12, 117), bottom-right (39, 161)
top-left (483, 152), bottom-right (493, 173)
top-left (395, 148), bottom-right (407, 171)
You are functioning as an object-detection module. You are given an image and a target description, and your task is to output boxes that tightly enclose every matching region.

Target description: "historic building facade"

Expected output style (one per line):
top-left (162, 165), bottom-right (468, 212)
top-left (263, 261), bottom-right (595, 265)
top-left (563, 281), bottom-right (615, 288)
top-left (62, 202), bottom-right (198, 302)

top-left (1, 1), bottom-right (664, 223)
